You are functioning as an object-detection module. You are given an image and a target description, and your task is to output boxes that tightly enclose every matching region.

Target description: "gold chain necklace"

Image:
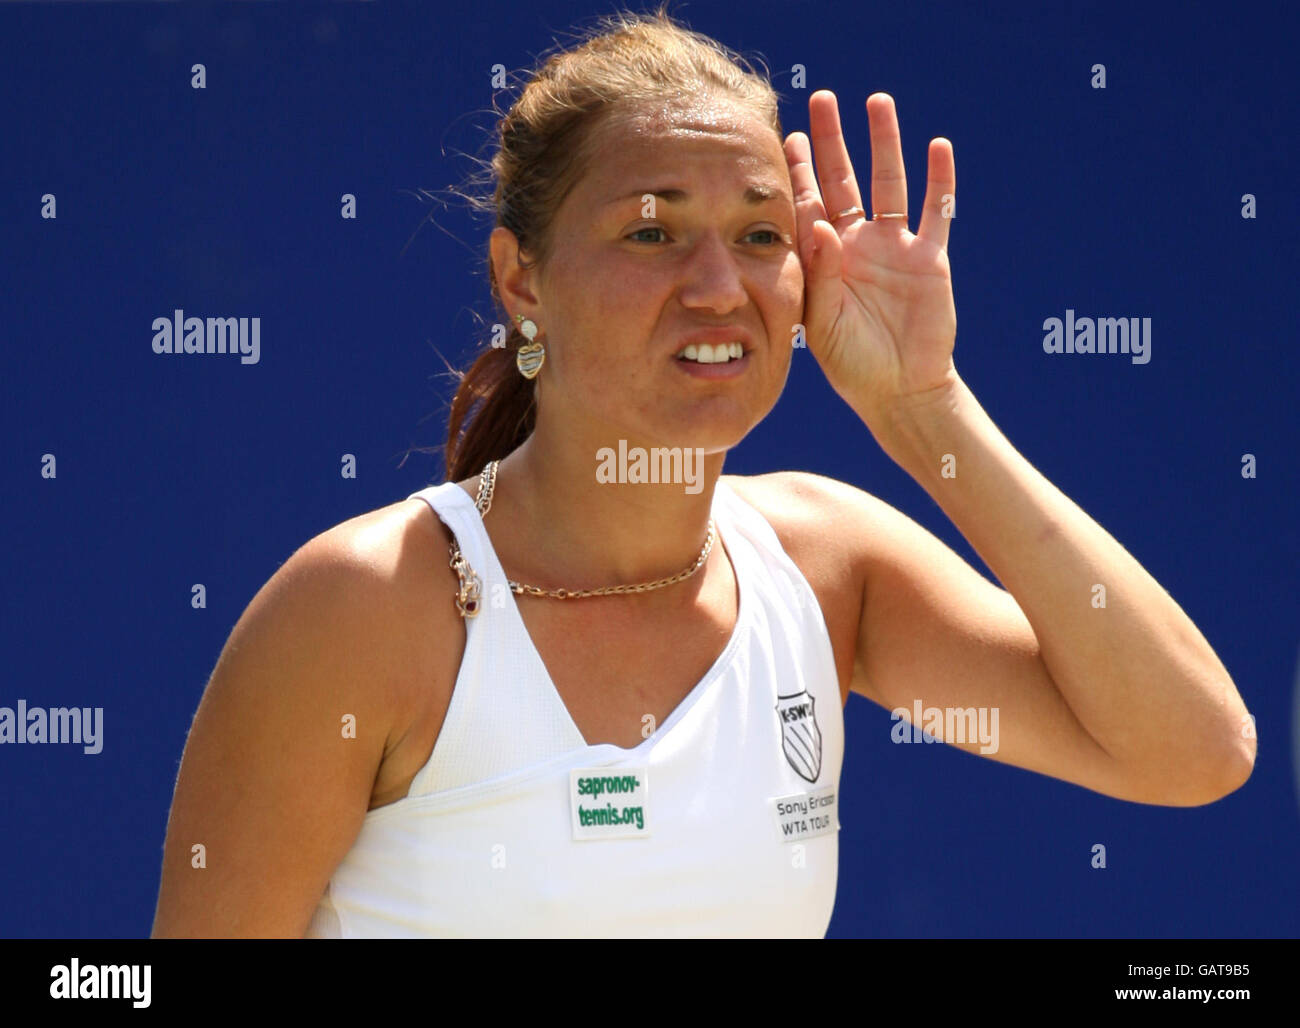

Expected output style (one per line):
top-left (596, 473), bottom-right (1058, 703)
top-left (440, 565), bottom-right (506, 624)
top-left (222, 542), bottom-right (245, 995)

top-left (447, 460), bottom-right (716, 618)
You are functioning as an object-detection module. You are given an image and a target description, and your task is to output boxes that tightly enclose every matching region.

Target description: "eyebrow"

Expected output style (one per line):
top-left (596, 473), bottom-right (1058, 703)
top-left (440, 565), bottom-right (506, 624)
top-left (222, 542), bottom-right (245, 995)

top-left (603, 184), bottom-right (787, 207)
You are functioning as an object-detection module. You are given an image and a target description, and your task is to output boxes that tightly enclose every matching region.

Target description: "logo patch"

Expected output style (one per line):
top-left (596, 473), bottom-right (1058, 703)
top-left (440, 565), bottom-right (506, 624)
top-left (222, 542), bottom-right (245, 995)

top-left (770, 786), bottom-right (839, 843)
top-left (776, 690), bottom-right (822, 782)
top-left (569, 768), bottom-right (650, 840)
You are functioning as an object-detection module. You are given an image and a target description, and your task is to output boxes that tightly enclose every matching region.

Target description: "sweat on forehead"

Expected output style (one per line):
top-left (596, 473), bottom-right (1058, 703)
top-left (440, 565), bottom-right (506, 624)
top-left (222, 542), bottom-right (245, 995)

top-left (614, 93), bottom-right (760, 136)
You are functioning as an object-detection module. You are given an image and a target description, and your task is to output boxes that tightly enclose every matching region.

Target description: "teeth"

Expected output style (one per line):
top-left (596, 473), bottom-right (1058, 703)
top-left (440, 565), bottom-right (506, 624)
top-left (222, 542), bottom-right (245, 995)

top-left (677, 342), bottom-right (745, 363)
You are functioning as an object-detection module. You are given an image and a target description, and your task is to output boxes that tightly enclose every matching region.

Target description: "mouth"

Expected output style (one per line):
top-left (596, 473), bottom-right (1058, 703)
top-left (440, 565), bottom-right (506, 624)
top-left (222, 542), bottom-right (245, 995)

top-left (673, 342), bottom-right (746, 364)
top-left (672, 341), bottom-right (750, 380)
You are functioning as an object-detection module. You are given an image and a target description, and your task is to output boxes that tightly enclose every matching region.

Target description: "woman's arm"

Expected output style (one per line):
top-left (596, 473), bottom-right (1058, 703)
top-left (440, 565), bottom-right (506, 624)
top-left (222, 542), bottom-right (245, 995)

top-left (854, 374), bottom-right (1254, 806)
top-left (780, 90), bottom-right (1253, 805)
top-left (151, 531), bottom-right (411, 937)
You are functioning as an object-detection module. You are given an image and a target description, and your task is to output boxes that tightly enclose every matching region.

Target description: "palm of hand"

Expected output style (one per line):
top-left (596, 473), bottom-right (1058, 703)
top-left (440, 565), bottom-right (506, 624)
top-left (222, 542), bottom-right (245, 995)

top-left (785, 91), bottom-right (959, 423)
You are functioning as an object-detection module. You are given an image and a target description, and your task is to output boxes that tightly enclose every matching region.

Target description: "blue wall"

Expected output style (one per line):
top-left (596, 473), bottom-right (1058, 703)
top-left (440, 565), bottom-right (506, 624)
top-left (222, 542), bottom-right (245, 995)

top-left (1, 0), bottom-right (1295, 937)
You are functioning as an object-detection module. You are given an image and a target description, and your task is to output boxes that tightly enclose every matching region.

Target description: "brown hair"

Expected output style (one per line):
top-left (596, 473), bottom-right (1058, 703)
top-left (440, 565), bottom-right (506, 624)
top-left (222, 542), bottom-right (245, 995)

top-left (437, 2), bottom-right (784, 483)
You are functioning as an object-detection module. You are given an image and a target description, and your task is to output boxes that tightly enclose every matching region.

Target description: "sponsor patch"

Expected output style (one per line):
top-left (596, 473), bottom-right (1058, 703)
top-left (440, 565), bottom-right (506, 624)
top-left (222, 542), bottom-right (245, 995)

top-left (569, 767), bottom-right (650, 840)
top-left (771, 785), bottom-right (839, 843)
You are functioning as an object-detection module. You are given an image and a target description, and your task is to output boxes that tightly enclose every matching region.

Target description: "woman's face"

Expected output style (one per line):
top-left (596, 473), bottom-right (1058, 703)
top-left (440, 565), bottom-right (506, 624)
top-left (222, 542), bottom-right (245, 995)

top-left (508, 94), bottom-right (803, 456)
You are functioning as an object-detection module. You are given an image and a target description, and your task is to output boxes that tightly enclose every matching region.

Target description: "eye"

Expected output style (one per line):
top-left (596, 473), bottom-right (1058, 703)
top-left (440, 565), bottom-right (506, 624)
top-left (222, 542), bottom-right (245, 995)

top-left (626, 226), bottom-right (668, 243)
top-left (627, 226), bottom-right (786, 246)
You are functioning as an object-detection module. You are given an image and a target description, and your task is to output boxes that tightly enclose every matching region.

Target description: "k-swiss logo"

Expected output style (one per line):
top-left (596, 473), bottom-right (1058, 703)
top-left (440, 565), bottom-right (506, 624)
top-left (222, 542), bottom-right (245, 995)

top-left (776, 690), bottom-right (822, 782)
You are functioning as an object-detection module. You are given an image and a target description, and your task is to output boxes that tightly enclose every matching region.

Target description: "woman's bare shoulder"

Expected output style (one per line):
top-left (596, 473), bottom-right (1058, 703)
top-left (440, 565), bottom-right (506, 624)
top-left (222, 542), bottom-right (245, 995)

top-left (272, 494), bottom-right (465, 686)
top-left (720, 469), bottom-right (881, 543)
top-left (313, 492), bottom-right (466, 645)
top-left (720, 469), bottom-right (876, 577)
top-left (301, 494), bottom-right (469, 807)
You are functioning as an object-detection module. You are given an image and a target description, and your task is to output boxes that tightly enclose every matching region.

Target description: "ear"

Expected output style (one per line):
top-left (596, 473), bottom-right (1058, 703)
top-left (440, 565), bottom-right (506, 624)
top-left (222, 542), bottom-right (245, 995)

top-left (490, 226), bottom-right (543, 325)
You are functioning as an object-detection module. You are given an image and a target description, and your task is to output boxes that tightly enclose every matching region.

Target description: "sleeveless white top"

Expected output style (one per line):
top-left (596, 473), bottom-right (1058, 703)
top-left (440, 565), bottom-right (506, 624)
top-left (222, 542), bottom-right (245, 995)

top-left (304, 477), bottom-right (844, 938)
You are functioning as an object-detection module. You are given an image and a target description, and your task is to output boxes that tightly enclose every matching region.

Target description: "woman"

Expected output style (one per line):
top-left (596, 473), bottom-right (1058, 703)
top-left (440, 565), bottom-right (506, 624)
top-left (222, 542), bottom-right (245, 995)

top-left (151, 7), bottom-right (1254, 938)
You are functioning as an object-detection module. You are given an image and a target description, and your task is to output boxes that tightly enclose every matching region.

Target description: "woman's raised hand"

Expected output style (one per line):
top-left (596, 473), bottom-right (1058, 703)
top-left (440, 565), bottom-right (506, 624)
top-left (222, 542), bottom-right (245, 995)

top-left (785, 90), bottom-right (959, 429)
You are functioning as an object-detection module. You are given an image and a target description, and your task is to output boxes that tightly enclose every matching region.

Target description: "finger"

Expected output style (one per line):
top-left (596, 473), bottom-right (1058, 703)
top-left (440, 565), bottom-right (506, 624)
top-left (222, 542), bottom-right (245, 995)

top-left (784, 131), bottom-right (827, 270)
top-left (866, 93), bottom-right (908, 222)
top-left (805, 218), bottom-right (844, 338)
top-left (917, 137), bottom-right (955, 251)
top-left (808, 90), bottom-right (865, 227)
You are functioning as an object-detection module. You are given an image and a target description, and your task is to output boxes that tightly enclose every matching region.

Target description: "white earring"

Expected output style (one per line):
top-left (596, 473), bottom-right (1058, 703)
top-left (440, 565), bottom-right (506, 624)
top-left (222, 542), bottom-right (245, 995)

top-left (514, 314), bottom-right (545, 379)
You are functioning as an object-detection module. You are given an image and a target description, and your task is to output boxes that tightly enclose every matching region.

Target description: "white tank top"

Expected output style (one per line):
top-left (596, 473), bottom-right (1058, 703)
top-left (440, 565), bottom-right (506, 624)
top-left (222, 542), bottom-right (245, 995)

top-left (304, 476), bottom-right (844, 938)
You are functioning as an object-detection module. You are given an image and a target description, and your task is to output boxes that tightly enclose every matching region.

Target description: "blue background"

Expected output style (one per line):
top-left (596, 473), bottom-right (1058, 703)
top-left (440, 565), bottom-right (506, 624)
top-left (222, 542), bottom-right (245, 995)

top-left (1, 0), bottom-right (1295, 938)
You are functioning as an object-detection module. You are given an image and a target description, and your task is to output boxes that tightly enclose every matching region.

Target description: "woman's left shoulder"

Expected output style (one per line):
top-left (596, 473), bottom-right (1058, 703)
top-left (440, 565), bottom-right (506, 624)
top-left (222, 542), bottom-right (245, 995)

top-left (720, 470), bottom-right (879, 571)
top-left (721, 470), bottom-right (879, 533)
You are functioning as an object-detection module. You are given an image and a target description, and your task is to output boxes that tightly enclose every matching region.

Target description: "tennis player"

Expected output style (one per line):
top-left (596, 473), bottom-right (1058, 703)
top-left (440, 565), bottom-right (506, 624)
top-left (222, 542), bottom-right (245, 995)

top-left (151, 6), bottom-right (1254, 938)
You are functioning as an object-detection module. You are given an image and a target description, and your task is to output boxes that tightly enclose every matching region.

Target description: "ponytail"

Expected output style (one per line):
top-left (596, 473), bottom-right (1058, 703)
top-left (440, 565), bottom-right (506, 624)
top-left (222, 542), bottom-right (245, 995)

top-left (443, 339), bottom-right (536, 482)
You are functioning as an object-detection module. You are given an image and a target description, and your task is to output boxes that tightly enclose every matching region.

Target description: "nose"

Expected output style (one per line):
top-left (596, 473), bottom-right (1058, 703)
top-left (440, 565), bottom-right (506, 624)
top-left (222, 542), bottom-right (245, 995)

top-left (678, 230), bottom-right (748, 315)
